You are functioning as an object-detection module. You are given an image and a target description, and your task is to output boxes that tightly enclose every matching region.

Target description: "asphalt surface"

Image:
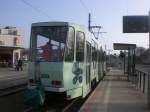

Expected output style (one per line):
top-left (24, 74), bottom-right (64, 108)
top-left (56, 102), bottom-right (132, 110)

top-left (0, 90), bottom-right (25, 112)
top-left (0, 67), bottom-right (28, 112)
top-left (0, 68), bottom-right (28, 89)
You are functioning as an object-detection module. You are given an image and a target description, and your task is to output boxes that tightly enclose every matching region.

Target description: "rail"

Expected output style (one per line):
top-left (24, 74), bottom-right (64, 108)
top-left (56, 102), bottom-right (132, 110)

top-left (0, 83), bottom-right (27, 97)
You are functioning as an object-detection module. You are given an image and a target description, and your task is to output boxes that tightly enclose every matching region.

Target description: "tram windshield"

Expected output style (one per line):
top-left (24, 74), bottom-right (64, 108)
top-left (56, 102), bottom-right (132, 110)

top-left (31, 26), bottom-right (68, 62)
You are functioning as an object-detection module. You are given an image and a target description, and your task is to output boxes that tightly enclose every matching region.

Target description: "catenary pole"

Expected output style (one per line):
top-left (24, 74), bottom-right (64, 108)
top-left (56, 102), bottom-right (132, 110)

top-left (148, 11), bottom-right (150, 108)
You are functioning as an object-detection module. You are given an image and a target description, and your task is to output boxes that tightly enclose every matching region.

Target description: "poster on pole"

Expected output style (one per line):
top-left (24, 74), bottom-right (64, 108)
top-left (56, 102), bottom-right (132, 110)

top-left (123, 16), bottom-right (149, 33)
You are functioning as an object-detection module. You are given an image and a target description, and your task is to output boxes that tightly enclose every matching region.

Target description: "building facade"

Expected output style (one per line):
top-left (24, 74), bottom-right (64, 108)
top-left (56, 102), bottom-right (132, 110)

top-left (0, 26), bottom-right (24, 67)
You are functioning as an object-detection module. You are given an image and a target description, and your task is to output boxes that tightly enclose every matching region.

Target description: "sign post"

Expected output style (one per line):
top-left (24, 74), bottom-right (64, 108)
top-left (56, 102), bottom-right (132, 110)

top-left (148, 11), bottom-right (150, 108)
top-left (123, 12), bottom-right (150, 109)
top-left (123, 16), bottom-right (149, 33)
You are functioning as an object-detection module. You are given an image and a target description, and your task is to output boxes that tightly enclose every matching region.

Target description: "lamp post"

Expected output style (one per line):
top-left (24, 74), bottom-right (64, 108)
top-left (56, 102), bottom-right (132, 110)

top-left (148, 11), bottom-right (150, 108)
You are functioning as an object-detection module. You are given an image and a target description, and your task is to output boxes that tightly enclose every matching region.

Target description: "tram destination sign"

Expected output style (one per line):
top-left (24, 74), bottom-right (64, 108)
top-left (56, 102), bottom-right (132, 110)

top-left (123, 16), bottom-right (149, 33)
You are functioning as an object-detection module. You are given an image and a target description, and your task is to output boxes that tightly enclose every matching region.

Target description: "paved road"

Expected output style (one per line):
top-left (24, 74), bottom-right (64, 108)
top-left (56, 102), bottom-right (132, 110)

top-left (0, 68), bottom-right (27, 112)
top-left (0, 68), bottom-right (28, 89)
top-left (0, 90), bottom-right (25, 112)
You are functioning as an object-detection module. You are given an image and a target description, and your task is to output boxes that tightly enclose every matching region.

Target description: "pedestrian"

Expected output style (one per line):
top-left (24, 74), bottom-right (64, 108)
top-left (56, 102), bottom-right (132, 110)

top-left (14, 59), bottom-right (18, 71)
top-left (18, 59), bottom-right (23, 71)
top-left (8, 59), bottom-right (12, 67)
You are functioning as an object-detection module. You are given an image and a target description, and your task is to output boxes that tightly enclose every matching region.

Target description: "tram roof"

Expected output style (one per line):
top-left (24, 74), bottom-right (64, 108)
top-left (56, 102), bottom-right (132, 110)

top-left (31, 21), bottom-right (102, 47)
top-left (113, 43), bottom-right (136, 50)
top-left (31, 21), bottom-right (84, 27)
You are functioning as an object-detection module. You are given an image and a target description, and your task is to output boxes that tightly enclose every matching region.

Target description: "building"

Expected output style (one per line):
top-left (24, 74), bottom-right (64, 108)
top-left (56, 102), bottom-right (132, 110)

top-left (0, 26), bottom-right (24, 67)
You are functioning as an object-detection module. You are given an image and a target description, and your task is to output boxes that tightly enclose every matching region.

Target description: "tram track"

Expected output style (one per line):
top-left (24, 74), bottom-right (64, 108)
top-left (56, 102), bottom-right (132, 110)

top-left (0, 83), bottom-right (27, 97)
top-left (24, 96), bottom-right (83, 112)
top-left (0, 84), bottom-right (27, 112)
top-left (24, 82), bottom-right (99, 112)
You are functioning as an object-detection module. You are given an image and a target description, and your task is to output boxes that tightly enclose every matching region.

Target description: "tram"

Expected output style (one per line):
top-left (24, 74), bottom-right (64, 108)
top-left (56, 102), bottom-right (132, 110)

top-left (27, 22), bottom-right (106, 104)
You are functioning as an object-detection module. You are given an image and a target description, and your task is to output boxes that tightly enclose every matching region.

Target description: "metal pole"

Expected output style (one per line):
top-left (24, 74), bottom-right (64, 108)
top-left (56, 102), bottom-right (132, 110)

top-left (143, 73), bottom-right (145, 93)
top-left (133, 49), bottom-right (135, 74)
top-left (124, 50), bottom-right (126, 74)
top-left (140, 72), bottom-right (141, 89)
top-left (127, 49), bottom-right (130, 81)
top-left (88, 13), bottom-right (91, 31)
top-left (148, 11), bottom-right (150, 108)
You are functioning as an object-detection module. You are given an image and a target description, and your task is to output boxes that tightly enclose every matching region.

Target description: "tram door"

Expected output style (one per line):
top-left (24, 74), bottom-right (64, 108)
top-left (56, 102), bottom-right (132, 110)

top-left (86, 42), bottom-right (91, 88)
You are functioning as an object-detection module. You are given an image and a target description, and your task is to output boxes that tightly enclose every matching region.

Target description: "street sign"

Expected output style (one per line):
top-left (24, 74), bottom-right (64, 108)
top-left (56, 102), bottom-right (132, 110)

top-left (113, 43), bottom-right (136, 50)
top-left (123, 16), bottom-right (149, 33)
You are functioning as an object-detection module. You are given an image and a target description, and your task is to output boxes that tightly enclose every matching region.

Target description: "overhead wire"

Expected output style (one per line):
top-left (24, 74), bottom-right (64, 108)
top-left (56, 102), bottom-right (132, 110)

top-left (79, 0), bottom-right (90, 13)
top-left (79, 0), bottom-right (104, 40)
top-left (79, 0), bottom-right (97, 27)
top-left (21, 0), bottom-right (53, 20)
top-left (126, 0), bottom-right (129, 15)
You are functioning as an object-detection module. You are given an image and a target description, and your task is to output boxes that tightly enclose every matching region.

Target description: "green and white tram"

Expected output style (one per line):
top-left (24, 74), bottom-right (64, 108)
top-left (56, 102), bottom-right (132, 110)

top-left (28, 22), bottom-right (106, 103)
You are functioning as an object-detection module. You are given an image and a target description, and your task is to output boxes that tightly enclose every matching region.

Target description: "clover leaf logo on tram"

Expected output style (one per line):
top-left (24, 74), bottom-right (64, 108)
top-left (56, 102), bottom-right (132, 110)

top-left (72, 62), bottom-right (83, 84)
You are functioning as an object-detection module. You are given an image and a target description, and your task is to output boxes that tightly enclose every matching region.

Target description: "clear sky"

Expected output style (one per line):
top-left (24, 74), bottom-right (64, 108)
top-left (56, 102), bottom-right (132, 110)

top-left (0, 0), bottom-right (150, 51)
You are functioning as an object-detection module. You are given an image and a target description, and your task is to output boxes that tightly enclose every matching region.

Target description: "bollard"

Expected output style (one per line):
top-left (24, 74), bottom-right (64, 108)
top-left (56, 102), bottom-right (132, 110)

top-left (139, 72), bottom-right (142, 89)
top-left (143, 73), bottom-right (145, 93)
top-left (147, 74), bottom-right (150, 108)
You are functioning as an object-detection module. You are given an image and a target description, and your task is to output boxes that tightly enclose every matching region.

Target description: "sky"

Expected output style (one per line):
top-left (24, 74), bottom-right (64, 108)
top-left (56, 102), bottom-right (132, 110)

top-left (0, 0), bottom-right (150, 53)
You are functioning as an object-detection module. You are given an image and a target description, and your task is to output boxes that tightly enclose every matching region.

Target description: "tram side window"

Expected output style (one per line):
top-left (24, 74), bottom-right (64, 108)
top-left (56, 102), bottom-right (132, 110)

top-left (76, 31), bottom-right (85, 62)
top-left (65, 27), bottom-right (75, 62)
top-left (92, 47), bottom-right (95, 61)
top-left (98, 50), bottom-right (100, 63)
top-left (95, 43), bottom-right (98, 62)
top-left (92, 47), bottom-right (97, 61)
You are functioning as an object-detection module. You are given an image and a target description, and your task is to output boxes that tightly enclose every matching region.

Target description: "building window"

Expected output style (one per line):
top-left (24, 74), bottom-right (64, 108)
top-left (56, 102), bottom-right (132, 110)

top-left (8, 29), bottom-right (12, 35)
top-left (13, 31), bottom-right (17, 35)
top-left (14, 37), bottom-right (19, 46)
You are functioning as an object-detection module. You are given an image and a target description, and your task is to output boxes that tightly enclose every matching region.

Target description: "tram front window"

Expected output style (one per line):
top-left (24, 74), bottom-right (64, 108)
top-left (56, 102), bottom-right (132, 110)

top-left (31, 26), bottom-right (67, 62)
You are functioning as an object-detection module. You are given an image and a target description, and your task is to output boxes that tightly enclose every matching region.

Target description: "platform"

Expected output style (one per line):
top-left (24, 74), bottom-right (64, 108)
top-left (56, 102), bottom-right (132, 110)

top-left (80, 68), bottom-right (149, 112)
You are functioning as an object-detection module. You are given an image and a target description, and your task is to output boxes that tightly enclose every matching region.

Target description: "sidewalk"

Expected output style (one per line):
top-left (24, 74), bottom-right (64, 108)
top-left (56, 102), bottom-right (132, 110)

top-left (80, 69), bottom-right (149, 112)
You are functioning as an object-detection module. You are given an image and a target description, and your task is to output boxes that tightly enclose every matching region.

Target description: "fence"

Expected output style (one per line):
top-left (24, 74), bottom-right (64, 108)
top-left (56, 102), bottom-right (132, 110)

top-left (131, 69), bottom-right (149, 93)
top-left (130, 67), bottom-right (150, 107)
